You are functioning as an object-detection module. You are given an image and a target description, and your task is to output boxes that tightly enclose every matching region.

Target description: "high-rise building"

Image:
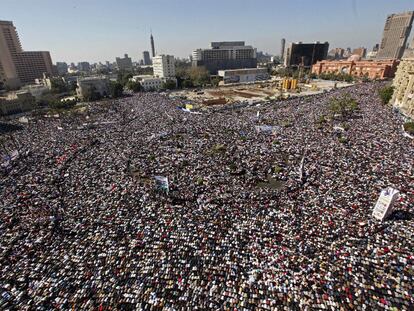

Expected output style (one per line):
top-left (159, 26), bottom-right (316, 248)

top-left (280, 38), bottom-right (286, 61)
top-left (150, 33), bottom-right (155, 58)
top-left (143, 51), bottom-right (151, 65)
top-left (153, 54), bottom-right (175, 78)
top-left (256, 51), bottom-right (271, 63)
top-left (116, 54), bottom-right (133, 71)
top-left (352, 47), bottom-right (367, 58)
top-left (343, 48), bottom-right (352, 58)
top-left (0, 20), bottom-right (54, 88)
top-left (56, 62), bottom-right (68, 75)
top-left (77, 62), bottom-right (91, 72)
top-left (192, 41), bottom-right (257, 74)
top-left (328, 48), bottom-right (345, 60)
top-left (284, 41), bottom-right (329, 67)
top-left (15, 51), bottom-right (54, 83)
top-left (0, 21), bottom-right (21, 89)
top-left (377, 11), bottom-right (414, 60)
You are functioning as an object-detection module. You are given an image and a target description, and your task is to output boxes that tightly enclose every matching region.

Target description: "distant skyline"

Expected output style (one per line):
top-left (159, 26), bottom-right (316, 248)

top-left (1, 0), bottom-right (413, 63)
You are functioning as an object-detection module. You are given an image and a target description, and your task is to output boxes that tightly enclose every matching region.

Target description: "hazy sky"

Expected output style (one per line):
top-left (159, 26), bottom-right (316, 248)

top-left (1, 0), bottom-right (413, 63)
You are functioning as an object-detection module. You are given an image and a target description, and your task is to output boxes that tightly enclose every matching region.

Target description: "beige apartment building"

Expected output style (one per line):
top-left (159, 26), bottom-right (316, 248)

top-left (391, 49), bottom-right (414, 118)
top-left (0, 20), bottom-right (21, 89)
top-left (377, 11), bottom-right (414, 60)
top-left (0, 20), bottom-right (54, 89)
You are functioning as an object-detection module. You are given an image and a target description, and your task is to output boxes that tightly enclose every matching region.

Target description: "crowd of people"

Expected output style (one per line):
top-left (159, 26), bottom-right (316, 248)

top-left (0, 82), bottom-right (413, 310)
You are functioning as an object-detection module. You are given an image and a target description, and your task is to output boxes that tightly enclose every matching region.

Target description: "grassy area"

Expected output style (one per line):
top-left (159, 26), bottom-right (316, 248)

top-left (403, 122), bottom-right (414, 135)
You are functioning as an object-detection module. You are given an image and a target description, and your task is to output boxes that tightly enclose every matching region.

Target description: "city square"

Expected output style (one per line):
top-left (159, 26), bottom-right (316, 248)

top-left (1, 82), bottom-right (413, 310)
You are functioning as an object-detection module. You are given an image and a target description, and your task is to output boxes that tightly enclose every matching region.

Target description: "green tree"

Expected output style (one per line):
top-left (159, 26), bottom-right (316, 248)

top-left (109, 81), bottom-right (124, 98)
top-left (329, 93), bottom-right (359, 120)
top-left (161, 79), bottom-right (176, 90)
top-left (182, 80), bottom-right (193, 88)
top-left (189, 66), bottom-right (210, 87)
top-left (126, 80), bottom-right (142, 92)
top-left (211, 77), bottom-right (221, 87)
top-left (49, 99), bottom-right (77, 110)
top-left (50, 78), bottom-right (68, 94)
top-left (378, 86), bottom-right (394, 105)
top-left (36, 93), bottom-right (60, 107)
top-left (83, 85), bottom-right (102, 101)
top-left (117, 71), bottom-right (133, 87)
top-left (403, 122), bottom-right (414, 135)
top-left (134, 67), bottom-right (153, 76)
top-left (175, 61), bottom-right (191, 78)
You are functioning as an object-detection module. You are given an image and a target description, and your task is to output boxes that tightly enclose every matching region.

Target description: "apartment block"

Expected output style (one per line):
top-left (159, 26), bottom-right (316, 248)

top-left (153, 55), bottom-right (176, 78)
top-left (391, 50), bottom-right (414, 118)
top-left (0, 20), bottom-right (54, 88)
top-left (377, 11), bottom-right (414, 60)
top-left (192, 41), bottom-right (257, 75)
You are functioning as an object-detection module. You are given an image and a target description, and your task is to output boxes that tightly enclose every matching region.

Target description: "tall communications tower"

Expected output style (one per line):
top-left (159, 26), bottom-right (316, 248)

top-left (150, 32), bottom-right (155, 58)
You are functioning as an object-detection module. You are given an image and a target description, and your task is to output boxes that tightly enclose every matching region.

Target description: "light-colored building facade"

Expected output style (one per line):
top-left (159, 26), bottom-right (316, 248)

top-left (76, 77), bottom-right (109, 99)
top-left (218, 68), bottom-right (270, 84)
top-left (0, 20), bottom-right (22, 89)
top-left (366, 51), bottom-right (378, 60)
top-left (0, 91), bottom-right (36, 116)
top-left (153, 55), bottom-right (176, 78)
top-left (328, 48), bottom-right (345, 60)
top-left (22, 84), bottom-right (49, 98)
top-left (352, 47), bottom-right (367, 59)
top-left (192, 41), bottom-right (257, 74)
top-left (377, 11), bottom-right (414, 60)
top-left (132, 75), bottom-right (177, 91)
top-left (312, 59), bottom-right (399, 79)
top-left (391, 50), bottom-right (414, 118)
top-left (132, 75), bottom-right (163, 91)
top-left (0, 20), bottom-right (54, 88)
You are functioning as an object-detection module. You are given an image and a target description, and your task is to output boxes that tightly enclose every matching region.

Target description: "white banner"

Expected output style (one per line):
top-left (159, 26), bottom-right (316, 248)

top-left (372, 187), bottom-right (399, 221)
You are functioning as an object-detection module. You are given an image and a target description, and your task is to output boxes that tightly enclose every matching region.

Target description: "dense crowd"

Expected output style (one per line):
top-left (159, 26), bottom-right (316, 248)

top-left (0, 82), bottom-right (413, 310)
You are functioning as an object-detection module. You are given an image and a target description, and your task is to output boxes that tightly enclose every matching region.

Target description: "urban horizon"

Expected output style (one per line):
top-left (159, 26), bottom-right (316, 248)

top-left (1, 0), bottom-right (413, 63)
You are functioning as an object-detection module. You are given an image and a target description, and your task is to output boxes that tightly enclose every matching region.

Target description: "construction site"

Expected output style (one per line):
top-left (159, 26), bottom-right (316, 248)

top-left (170, 78), bottom-right (354, 107)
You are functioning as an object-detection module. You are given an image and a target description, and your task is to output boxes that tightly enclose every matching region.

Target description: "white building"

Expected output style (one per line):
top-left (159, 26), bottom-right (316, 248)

top-left (132, 75), bottom-right (163, 91)
top-left (366, 51), bottom-right (378, 60)
top-left (218, 68), bottom-right (270, 85)
top-left (0, 91), bottom-right (36, 116)
top-left (153, 55), bottom-right (176, 78)
top-left (391, 49), bottom-right (414, 118)
top-left (21, 84), bottom-right (49, 99)
top-left (132, 75), bottom-right (177, 91)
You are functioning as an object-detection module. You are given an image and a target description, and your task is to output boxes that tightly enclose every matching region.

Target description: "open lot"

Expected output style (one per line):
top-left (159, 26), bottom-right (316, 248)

top-left (171, 79), bottom-right (354, 106)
